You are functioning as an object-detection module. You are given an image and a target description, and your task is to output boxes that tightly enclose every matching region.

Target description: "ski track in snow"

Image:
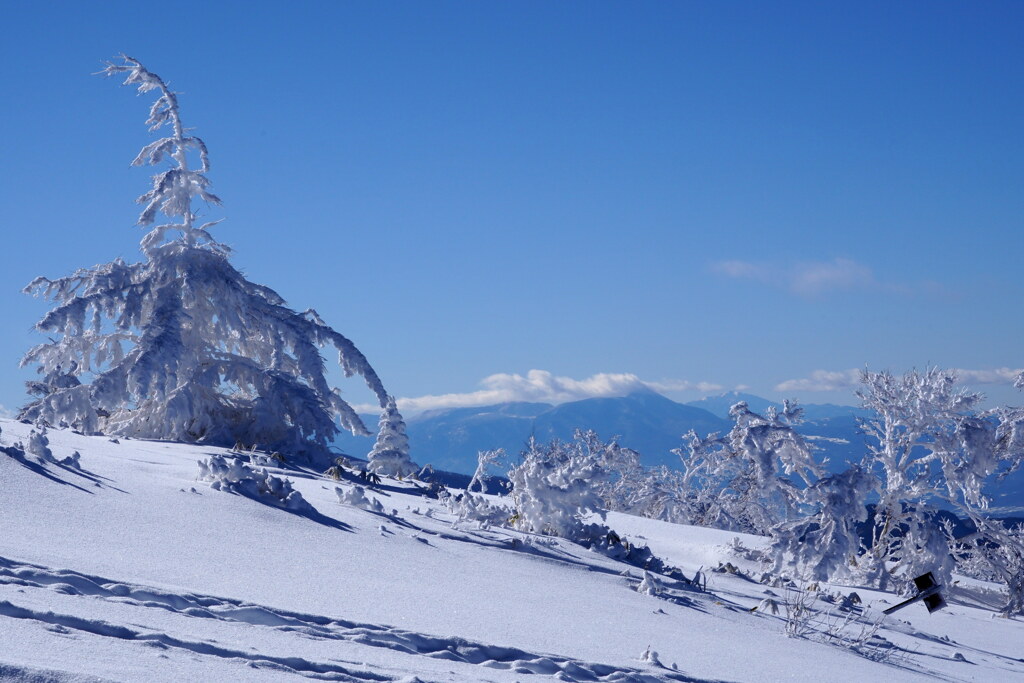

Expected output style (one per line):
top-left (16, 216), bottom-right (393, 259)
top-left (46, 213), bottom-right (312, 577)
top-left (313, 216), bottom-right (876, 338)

top-left (0, 555), bottom-right (720, 683)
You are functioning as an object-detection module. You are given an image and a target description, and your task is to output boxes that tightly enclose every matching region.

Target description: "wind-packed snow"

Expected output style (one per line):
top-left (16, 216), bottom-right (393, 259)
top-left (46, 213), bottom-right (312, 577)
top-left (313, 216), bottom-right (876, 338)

top-left (2, 419), bottom-right (1023, 682)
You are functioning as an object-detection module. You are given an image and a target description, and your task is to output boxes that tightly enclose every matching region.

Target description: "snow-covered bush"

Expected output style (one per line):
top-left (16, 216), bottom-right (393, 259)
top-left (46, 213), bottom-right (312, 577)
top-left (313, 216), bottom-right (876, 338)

top-left (0, 426), bottom-right (26, 459)
top-left (445, 491), bottom-right (512, 528)
top-left (503, 431), bottom-right (686, 579)
top-left (367, 397), bottom-right (417, 477)
top-left (20, 362), bottom-right (99, 434)
top-left (335, 485), bottom-right (385, 514)
top-left (507, 434), bottom-right (612, 539)
top-left (19, 57), bottom-right (398, 462)
top-left (198, 455), bottom-right (313, 513)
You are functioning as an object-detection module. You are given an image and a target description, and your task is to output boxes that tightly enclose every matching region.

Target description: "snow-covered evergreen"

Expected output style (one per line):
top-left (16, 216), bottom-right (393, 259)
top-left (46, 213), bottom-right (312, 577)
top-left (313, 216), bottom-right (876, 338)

top-left (367, 396), bottom-right (417, 477)
top-left (19, 57), bottom-right (396, 460)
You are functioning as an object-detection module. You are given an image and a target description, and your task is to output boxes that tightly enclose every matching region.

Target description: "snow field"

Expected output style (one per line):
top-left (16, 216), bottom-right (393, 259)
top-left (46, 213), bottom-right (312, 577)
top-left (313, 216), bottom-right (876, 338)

top-left (2, 419), bottom-right (1023, 682)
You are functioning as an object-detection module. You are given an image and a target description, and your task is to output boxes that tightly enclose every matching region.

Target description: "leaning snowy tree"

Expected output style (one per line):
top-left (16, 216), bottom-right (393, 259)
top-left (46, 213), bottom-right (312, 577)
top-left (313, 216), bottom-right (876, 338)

top-left (19, 56), bottom-right (400, 462)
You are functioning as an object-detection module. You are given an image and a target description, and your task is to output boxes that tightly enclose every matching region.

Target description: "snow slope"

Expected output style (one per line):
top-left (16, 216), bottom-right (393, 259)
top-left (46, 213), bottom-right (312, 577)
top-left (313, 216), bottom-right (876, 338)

top-left (1, 419), bottom-right (1022, 682)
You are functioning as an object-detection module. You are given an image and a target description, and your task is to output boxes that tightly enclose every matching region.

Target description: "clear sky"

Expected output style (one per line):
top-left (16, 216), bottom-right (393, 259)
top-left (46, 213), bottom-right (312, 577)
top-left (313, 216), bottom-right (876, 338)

top-left (1, 1), bottom-right (1021, 416)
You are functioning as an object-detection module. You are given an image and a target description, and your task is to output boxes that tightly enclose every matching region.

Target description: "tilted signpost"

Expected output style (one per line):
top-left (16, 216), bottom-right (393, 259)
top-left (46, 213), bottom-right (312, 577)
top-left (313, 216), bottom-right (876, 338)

top-left (882, 572), bottom-right (947, 615)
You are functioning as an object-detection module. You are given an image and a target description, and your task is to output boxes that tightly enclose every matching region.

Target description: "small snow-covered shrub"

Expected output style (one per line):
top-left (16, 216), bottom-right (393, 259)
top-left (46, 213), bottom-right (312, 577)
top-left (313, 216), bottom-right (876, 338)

top-left (679, 400), bottom-right (820, 536)
top-left (769, 466), bottom-right (876, 583)
top-left (197, 455), bottom-right (312, 513)
top-left (505, 432), bottom-right (687, 579)
top-left (507, 433), bottom-right (612, 539)
top-left (445, 492), bottom-right (511, 528)
top-left (335, 485), bottom-right (385, 514)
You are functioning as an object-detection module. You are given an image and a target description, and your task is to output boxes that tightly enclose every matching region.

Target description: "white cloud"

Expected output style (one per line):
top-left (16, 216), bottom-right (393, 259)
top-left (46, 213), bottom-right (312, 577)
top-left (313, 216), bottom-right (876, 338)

top-left (954, 367), bottom-right (1024, 385)
top-left (356, 370), bottom-right (724, 414)
top-left (0, 404), bottom-right (13, 419)
top-left (775, 369), bottom-right (862, 393)
top-left (776, 367), bottom-right (1024, 393)
top-left (710, 257), bottom-right (939, 298)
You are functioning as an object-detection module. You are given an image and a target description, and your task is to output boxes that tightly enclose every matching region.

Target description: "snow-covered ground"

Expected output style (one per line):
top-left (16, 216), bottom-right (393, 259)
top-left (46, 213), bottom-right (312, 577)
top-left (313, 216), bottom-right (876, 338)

top-left (2, 418), bottom-right (1022, 682)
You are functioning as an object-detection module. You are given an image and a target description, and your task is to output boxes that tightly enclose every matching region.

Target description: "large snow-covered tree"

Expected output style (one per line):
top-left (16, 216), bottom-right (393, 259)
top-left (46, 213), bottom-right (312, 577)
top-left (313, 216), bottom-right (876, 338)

top-left (821, 367), bottom-right (1024, 596)
top-left (19, 56), bottom-right (397, 460)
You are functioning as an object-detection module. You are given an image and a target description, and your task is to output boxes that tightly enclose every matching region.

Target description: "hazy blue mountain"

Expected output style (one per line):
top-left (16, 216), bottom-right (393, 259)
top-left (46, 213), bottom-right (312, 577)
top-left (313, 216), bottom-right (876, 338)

top-left (334, 391), bottom-right (727, 474)
top-left (531, 391), bottom-right (730, 469)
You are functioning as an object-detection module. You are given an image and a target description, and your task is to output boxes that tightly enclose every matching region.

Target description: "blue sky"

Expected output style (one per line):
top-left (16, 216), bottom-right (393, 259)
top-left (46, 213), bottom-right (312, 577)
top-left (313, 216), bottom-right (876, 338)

top-left (1, 1), bottom-right (1021, 416)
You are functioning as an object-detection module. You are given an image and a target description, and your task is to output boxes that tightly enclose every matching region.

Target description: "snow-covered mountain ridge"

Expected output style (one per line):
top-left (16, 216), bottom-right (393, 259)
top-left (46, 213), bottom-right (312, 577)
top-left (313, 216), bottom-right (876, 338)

top-left (2, 418), bottom-right (1022, 682)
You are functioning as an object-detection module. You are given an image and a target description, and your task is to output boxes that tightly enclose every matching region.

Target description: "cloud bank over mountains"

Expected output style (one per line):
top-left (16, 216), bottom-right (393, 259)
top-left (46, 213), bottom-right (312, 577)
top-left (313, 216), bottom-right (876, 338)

top-left (354, 366), bottom-right (1024, 416)
top-left (360, 370), bottom-right (725, 414)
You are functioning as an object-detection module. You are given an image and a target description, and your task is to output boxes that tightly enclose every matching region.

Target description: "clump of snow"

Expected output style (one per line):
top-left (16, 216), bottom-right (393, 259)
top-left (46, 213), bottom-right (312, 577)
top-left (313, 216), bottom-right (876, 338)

top-left (28, 428), bottom-right (55, 463)
top-left (0, 425), bottom-right (26, 459)
top-left (60, 450), bottom-right (82, 470)
top-left (636, 571), bottom-right (661, 596)
top-left (197, 455), bottom-right (312, 513)
top-left (639, 645), bottom-right (663, 667)
top-left (335, 485), bottom-right (385, 514)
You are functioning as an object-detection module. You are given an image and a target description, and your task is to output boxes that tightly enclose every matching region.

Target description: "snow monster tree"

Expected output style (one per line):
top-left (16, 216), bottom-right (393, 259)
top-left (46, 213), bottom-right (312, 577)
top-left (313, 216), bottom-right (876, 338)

top-left (20, 56), bottom-right (401, 463)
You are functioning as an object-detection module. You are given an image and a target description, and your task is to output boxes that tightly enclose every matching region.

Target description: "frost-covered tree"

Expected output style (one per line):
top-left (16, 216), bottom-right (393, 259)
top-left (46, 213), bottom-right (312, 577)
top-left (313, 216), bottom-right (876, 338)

top-left (367, 396), bottom-right (416, 477)
top-left (770, 466), bottom-right (877, 583)
top-left (955, 516), bottom-right (1024, 616)
top-left (19, 57), bottom-right (394, 459)
top-left (678, 401), bottom-right (820, 535)
top-left (468, 448), bottom-right (505, 493)
top-left (855, 368), bottom-right (1024, 592)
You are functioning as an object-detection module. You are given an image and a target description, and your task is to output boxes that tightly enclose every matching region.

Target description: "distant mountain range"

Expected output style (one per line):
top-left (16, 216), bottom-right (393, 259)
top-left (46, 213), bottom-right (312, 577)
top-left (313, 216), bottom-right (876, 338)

top-left (336, 390), bottom-right (1024, 511)
top-left (336, 390), bottom-right (868, 475)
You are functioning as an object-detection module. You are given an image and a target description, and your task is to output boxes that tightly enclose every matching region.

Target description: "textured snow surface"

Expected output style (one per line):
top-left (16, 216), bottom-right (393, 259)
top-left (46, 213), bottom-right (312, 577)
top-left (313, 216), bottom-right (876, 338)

top-left (1, 419), bottom-right (1023, 682)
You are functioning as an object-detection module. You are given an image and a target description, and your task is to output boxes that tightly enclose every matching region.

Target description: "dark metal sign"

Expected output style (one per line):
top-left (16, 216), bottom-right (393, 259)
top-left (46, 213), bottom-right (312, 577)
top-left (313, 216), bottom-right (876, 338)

top-left (882, 572), bottom-right (947, 615)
